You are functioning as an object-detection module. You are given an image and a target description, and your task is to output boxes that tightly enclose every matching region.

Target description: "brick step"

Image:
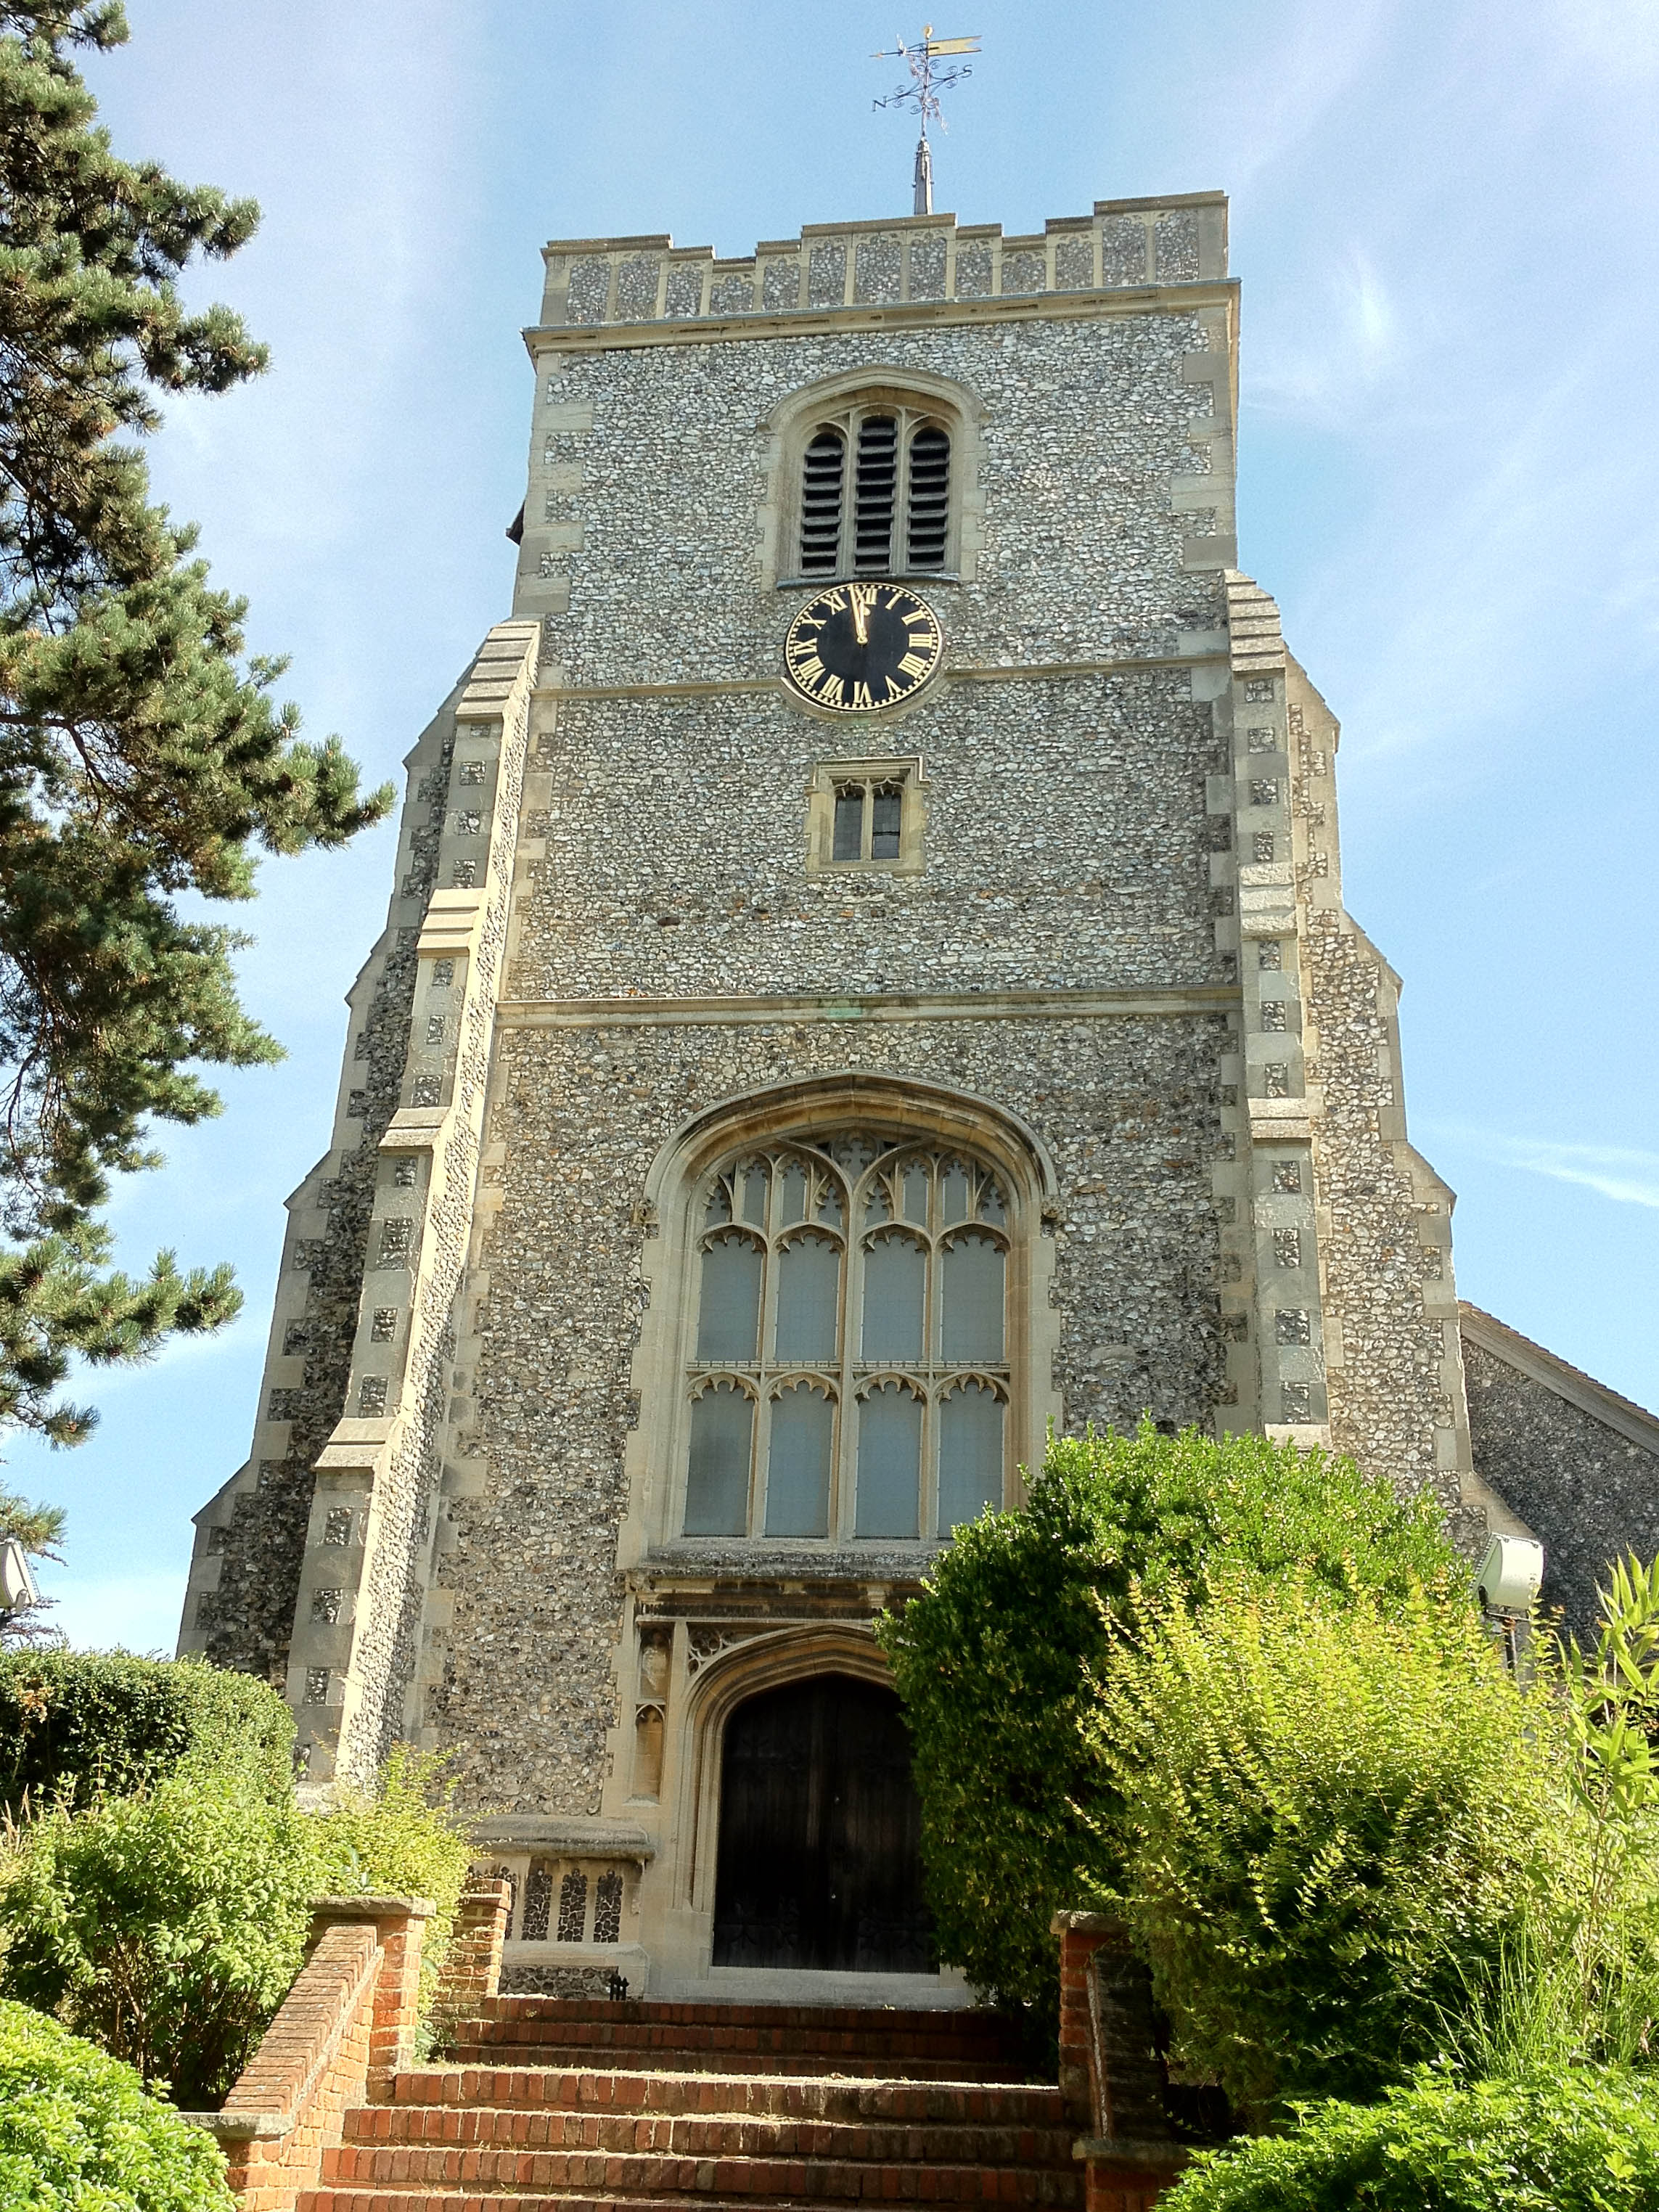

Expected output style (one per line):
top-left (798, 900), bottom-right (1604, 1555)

top-left (303, 2197), bottom-right (1070, 2212)
top-left (471, 2015), bottom-right (1015, 2059)
top-left (327, 2110), bottom-right (1076, 2172)
top-left (386, 2067), bottom-right (1065, 2126)
top-left (442, 2043), bottom-right (1031, 2080)
top-left (482, 2000), bottom-right (1014, 2039)
top-left (300, 2149), bottom-right (1081, 2206)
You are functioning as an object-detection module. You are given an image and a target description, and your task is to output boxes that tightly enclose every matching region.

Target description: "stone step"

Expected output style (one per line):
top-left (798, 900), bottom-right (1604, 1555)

top-left (386, 2066), bottom-right (1065, 2126)
top-left (328, 2107), bottom-right (1076, 2171)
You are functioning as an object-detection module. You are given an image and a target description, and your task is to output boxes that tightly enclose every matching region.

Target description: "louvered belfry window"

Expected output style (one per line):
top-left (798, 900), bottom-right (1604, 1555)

top-left (796, 407), bottom-right (953, 578)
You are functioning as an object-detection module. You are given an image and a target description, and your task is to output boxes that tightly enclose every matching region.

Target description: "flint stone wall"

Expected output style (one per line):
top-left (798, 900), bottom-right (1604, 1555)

top-left (512, 672), bottom-right (1229, 1004)
top-left (531, 311), bottom-right (1226, 686)
top-left (1464, 1330), bottom-right (1659, 1638)
top-left (430, 1010), bottom-right (1229, 1810)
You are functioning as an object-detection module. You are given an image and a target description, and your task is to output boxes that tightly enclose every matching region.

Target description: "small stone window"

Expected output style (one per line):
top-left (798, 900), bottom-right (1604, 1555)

top-left (807, 759), bottom-right (925, 874)
top-left (793, 404), bottom-right (954, 580)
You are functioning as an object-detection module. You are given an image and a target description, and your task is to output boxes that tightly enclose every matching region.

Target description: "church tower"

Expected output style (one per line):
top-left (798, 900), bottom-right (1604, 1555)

top-left (179, 192), bottom-right (1507, 2000)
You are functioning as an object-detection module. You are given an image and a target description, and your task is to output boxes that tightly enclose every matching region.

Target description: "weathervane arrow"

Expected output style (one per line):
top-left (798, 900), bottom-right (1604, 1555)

top-left (872, 24), bottom-right (981, 216)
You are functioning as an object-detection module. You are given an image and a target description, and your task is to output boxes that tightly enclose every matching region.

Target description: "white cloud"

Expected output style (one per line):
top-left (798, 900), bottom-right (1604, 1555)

top-left (1423, 1125), bottom-right (1659, 1211)
top-left (1250, 250), bottom-right (1407, 420)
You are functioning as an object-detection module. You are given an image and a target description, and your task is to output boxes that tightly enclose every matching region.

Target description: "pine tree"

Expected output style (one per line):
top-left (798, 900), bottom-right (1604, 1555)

top-left (0, 3), bottom-right (390, 1442)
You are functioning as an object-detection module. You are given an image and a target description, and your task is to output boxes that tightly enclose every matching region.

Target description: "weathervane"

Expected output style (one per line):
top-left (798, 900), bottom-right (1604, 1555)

top-left (872, 24), bottom-right (980, 217)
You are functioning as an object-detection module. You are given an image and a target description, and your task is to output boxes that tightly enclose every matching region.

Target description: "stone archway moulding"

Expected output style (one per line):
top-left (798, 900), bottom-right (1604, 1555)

top-left (642, 1068), bottom-right (1060, 1219)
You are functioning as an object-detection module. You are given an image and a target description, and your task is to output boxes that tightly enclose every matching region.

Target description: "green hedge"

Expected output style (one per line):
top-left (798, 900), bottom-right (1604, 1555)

top-left (0, 1650), bottom-right (293, 1813)
top-left (1161, 2068), bottom-right (1659, 2211)
top-left (0, 1997), bottom-right (233, 2211)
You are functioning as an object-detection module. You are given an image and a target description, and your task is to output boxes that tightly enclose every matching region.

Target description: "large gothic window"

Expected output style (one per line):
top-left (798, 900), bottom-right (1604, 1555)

top-left (681, 1132), bottom-right (1010, 1545)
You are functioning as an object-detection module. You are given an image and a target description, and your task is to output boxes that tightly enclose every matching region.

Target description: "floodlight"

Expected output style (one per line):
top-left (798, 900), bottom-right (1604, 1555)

top-left (0, 1535), bottom-right (40, 1615)
top-left (1475, 1533), bottom-right (1544, 1615)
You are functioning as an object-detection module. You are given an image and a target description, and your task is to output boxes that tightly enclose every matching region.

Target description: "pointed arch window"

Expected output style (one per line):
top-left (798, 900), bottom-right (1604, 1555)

top-left (681, 1132), bottom-right (1010, 1545)
top-left (795, 406), bottom-right (954, 579)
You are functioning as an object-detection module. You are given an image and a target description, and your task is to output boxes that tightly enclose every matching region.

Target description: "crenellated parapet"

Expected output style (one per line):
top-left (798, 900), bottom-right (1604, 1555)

top-left (534, 194), bottom-right (1228, 336)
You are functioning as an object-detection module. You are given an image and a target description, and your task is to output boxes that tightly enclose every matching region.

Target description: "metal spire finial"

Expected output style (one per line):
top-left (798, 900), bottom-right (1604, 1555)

top-left (872, 24), bottom-right (980, 216)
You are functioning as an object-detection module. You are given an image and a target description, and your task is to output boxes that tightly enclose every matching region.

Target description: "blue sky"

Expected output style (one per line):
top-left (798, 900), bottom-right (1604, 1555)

top-left (12, 0), bottom-right (1657, 1650)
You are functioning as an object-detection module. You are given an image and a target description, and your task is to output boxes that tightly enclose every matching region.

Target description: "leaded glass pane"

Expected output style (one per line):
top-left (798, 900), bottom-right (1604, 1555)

top-left (871, 785), bottom-right (902, 859)
top-left (938, 1383), bottom-right (1004, 1532)
top-left (941, 1162), bottom-right (971, 1225)
top-left (941, 1232), bottom-right (1004, 1364)
top-left (779, 1162), bottom-right (807, 1226)
top-left (862, 1231), bottom-right (925, 1361)
top-left (685, 1384), bottom-right (753, 1535)
top-left (739, 1161), bottom-right (769, 1226)
top-left (901, 1160), bottom-right (930, 1223)
top-left (774, 1232), bottom-right (840, 1363)
top-left (765, 1383), bottom-right (833, 1537)
top-left (697, 1234), bottom-right (763, 1361)
top-left (833, 787), bottom-right (864, 861)
top-left (856, 1382), bottom-right (922, 1537)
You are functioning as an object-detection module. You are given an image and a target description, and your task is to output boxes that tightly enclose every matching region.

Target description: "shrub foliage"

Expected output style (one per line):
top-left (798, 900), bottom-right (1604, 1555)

top-left (0, 1745), bottom-right (472, 2105)
top-left (0, 1648), bottom-right (295, 1814)
top-left (1160, 2067), bottom-right (1659, 2212)
top-left (1097, 1579), bottom-right (1568, 2121)
top-left (0, 1774), bottom-right (314, 2106)
top-left (878, 1423), bottom-right (1466, 2022)
top-left (0, 1994), bottom-right (232, 2208)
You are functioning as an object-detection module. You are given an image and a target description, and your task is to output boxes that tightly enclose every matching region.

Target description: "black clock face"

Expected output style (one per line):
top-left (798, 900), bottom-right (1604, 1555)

top-left (782, 583), bottom-right (943, 713)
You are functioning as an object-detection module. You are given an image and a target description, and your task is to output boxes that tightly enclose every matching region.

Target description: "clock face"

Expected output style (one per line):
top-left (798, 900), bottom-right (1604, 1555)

top-left (782, 583), bottom-right (943, 713)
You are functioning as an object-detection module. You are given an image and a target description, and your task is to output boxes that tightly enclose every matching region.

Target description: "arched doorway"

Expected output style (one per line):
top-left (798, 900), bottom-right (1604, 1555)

top-left (710, 1672), bottom-right (935, 1972)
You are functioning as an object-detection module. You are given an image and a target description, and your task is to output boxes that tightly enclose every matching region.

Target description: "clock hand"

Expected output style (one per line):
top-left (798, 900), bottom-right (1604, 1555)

top-left (849, 582), bottom-right (875, 647)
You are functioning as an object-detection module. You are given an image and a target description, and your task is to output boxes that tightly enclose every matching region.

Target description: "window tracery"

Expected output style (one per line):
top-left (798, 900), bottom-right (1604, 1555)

top-left (681, 1131), bottom-right (1010, 1545)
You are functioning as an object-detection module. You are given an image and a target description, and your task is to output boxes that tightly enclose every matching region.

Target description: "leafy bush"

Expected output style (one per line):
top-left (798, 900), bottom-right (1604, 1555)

top-left (1098, 1579), bottom-right (1570, 2123)
top-left (308, 1748), bottom-right (474, 2010)
top-left (1160, 2067), bottom-right (1659, 2211)
top-left (0, 1774), bottom-right (314, 2106)
top-left (0, 1996), bottom-right (233, 2209)
top-left (0, 1746), bottom-right (473, 2105)
top-left (0, 1650), bottom-right (295, 1814)
top-left (877, 1423), bottom-right (1465, 2023)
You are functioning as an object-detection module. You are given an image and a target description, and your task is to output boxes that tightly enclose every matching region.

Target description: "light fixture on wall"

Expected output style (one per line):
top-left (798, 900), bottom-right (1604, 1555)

top-left (0, 1535), bottom-right (40, 1619)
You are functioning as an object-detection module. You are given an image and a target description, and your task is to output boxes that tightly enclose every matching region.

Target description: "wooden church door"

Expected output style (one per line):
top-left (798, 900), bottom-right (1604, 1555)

top-left (710, 1673), bottom-right (935, 1972)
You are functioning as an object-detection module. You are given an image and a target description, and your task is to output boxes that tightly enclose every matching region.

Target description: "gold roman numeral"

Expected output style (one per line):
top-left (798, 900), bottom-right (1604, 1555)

top-left (791, 653), bottom-right (826, 688)
top-left (818, 673), bottom-right (846, 707)
top-left (898, 651), bottom-right (930, 679)
top-left (851, 681), bottom-right (874, 709)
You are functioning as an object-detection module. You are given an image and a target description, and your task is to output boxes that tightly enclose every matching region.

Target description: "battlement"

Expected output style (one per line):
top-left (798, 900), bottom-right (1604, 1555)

top-left (536, 193), bottom-right (1227, 331)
